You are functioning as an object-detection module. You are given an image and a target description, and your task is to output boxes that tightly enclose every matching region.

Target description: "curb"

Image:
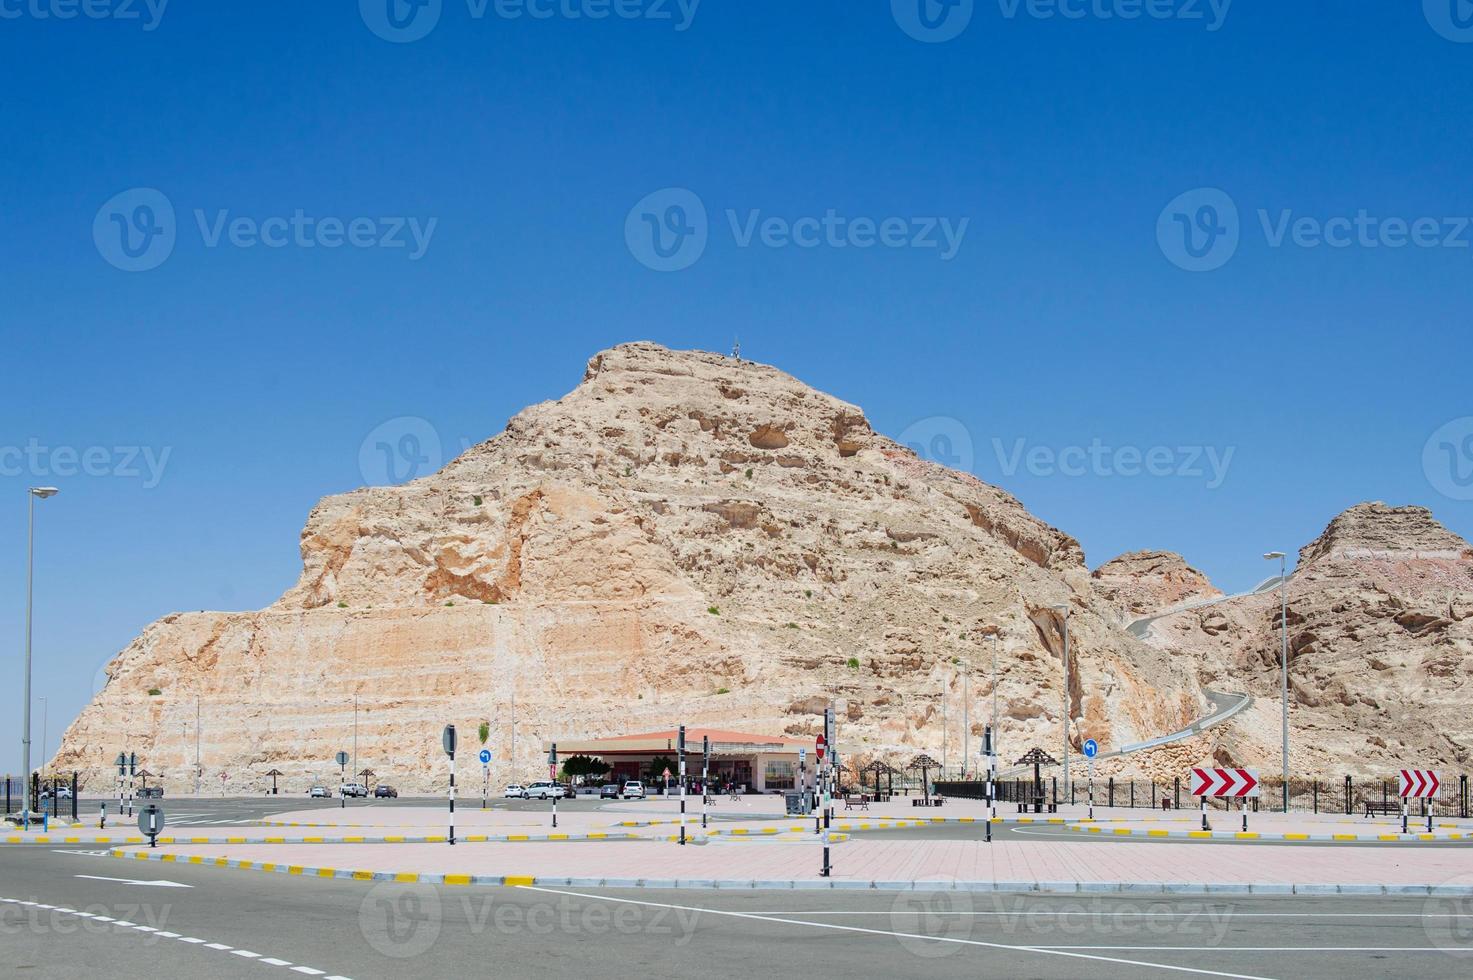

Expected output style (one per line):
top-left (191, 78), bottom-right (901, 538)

top-left (106, 851), bottom-right (1473, 895)
top-left (4, 831), bottom-right (634, 847)
top-left (1068, 823), bottom-right (1470, 843)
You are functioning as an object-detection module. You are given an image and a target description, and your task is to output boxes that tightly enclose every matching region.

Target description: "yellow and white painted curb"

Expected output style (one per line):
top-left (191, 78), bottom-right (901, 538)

top-left (3, 830), bottom-right (634, 846)
top-left (103, 849), bottom-right (1473, 896)
top-left (1067, 823), bottom-right (1471, 843)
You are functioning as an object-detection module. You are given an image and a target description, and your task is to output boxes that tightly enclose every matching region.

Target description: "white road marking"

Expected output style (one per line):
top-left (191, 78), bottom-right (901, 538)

top-left (1037, 946), bottom-right (1456, 952)
top-left (75, 874), bottom-right (192, 888)
top-left (0, 895), bottom-right (351, 978)
top-left (766, 910), bottom-right (1473, 919)
top-left (518, 885), bottom-right (1280, 980)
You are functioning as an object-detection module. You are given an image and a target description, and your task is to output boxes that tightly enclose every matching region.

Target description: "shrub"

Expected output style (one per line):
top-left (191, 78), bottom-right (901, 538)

top-left (745, 468), bottom-right (753, 478)
top-left (478, 721), bottom-right (490, 745)
top-left (707, 606), bottom-right (720, 615)
top-left (715, 687), bottom-right (730, 695)
top-left (846, 657), bottom-right (860, 670)
top-left (337, 601), bottom-right (348, 609)
top-left (786, 622), bottom-right (799, 629)
top-left (473, 495), bottom-right (483, 506)
top-left (147, 687), bottom-right (162, 696)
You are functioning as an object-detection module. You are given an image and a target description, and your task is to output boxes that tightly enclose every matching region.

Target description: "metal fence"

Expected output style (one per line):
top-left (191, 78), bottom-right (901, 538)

top-left (934, 774), bottom-right (1473, 818)
top-left (3, 773), bottom-right (81, 822)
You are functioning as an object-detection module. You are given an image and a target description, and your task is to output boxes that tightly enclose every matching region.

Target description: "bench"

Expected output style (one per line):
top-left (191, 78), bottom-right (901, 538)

top-left (1364, 801), bottom-right (1401, 818)
top-left (843, 794), bottom-right (870, 811)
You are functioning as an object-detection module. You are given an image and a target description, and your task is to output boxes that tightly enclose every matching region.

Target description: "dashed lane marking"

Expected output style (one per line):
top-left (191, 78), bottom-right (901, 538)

top-left (0, 895), bottom-right (352, 978)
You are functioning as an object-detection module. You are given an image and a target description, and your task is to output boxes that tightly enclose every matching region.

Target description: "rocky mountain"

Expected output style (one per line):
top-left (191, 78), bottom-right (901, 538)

top-left (50, 347), bottom-right (1473, 792)
top-left (1091, 551), bottom-right (1223, 622)
top-left (53, 343), bottom-right (1206, 793)
top-left (1138, 504), bottom-right (1473, 775)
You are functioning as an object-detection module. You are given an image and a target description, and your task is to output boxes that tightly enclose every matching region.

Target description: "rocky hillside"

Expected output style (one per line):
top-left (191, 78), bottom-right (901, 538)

top-left (1091, 551), bottom-right (1223, 623)
top-left (52, 344), bottom-right (1204, 793)
top-left (1138, 503), bottom-right (1473, 775)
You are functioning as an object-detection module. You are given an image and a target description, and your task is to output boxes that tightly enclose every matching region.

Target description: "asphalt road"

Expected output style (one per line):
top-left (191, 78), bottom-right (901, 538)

top-left (4, 845), bottom-right (1472, 979)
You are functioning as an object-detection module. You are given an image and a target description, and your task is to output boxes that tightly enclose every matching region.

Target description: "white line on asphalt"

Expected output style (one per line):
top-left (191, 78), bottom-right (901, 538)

top-left (0, 898), bottom-right (351, 979)
top-left (1035, 946), bottom-right (1454, 952)
top-left (75, 874), bottom-right (192, 888)
top-left (760, 911), bottom-right (1473, 919)
top-left (517, 886), bottom-right (1281, 980)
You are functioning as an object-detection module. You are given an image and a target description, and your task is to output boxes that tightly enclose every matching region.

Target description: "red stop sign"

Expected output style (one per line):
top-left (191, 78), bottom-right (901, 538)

top-left (815, 735), bottom-right (826, 760)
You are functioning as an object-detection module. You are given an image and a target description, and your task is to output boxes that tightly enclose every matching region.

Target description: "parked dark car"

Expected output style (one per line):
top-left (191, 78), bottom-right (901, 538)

top-left (599, 784), bottom-right (621, 799)
top-left (138, 786), bottom-right (164, 799)
top-left (374, 785), bottom-right (398, 798)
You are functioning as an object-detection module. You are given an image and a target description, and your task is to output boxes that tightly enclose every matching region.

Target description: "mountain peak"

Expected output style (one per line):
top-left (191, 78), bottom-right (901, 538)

top-left (1298, 502), bottom-right (1471, 565)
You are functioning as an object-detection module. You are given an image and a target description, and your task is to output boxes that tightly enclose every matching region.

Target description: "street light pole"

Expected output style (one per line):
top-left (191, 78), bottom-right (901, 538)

top-left (1053, 603), bottom-right (1071, 794)
top-left (38, 697), bottom-right (47, 782)
top-left (21, 487), bottom-right (59, 829)
top-left (1265, 552), bottom-right (1290, 813)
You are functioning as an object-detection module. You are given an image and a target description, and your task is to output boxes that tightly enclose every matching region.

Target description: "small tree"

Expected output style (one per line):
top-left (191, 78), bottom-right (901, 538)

top-left (646, 755), bottom-right (677, 784)
top-left (478, 721), bottom-right (490, 745)
top-left (558, 754), bottom-right (609, 785)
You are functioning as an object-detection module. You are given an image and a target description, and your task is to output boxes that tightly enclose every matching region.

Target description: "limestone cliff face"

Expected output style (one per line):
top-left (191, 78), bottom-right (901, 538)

top-left (1091, 550), bottom-right (1223, 622)
top-left (54, 343), bottom-right (1204, 793)
top-left (1142, 503), bottom-right (1473, 774)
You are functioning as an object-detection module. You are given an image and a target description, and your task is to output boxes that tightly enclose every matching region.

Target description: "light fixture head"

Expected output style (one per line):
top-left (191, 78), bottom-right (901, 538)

top-left (29, 487), bottom-right (59, 499)
top-left (1263, 551), bottom-right (1286, 560)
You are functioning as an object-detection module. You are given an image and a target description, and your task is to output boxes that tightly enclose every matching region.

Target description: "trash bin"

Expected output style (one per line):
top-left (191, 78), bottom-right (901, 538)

top-left (784, 791), bottom-right (804, 815)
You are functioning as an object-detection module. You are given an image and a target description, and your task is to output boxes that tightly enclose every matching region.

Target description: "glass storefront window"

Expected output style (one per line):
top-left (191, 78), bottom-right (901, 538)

top-left (764, 760), bottom-right (794, 790)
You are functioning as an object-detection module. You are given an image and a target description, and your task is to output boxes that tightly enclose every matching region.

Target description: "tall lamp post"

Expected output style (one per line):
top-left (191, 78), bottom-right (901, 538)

top-left (1264, 551), bottom-right (1290, 812)
top-left (1051, 603), bottom-right (1071, 794)
top-left (22, 487), bottom-right (59, 829)
top-left (991, 631), bottom-right (1000, 764)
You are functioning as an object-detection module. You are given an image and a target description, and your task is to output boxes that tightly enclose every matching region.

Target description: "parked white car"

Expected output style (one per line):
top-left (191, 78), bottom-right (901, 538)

top-left (622, 780), bottom-right (646, 800)
top-left (503, 784), bottom-right (525, 798)
top-left (523, 781), bottom-right (561, 800)
top-left (309, 785), bottom-right (331, 798)
top-left (341, 782), bottom-right (369, 798)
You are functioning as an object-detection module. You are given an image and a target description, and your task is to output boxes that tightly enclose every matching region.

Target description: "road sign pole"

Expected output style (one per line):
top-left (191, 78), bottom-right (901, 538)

top-left (482, 765), bottom-right (488, 811)
top-left (701, 736), bottom-right (710, 831)
top-left (821, 706), bottom-right (833, 877)
top-left (443, 725), bottom-right (457, 845)
top-left (549, 743), bottom-right (558, 830)
top-left (984, 725), bottom-right (993, 844)
top-left (1200, 793), bottom-right (1209, 832)
top-left (678, 725), bottom-right (687, 846)
top-left (1088, 757), bottom-right (1094, 821)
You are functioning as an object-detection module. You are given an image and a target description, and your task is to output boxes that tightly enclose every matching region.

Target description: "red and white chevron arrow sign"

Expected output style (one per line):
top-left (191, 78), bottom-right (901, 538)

top-left (1189, 767), bottom-right (1262, 798)
top-left (1399, 770), bottom-right (1441, 799)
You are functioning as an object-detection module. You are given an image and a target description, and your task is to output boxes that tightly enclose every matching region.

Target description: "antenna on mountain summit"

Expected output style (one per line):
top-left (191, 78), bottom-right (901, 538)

top-left (731, 338), bottom-right (741, 362)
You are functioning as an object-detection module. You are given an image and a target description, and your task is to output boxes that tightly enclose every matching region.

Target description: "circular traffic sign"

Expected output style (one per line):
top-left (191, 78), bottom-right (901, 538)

top-left (1082, 738), bottom-right (1099, 759)
top-left (137, 804), bottom-right (165, 836)
top-left (815, 734), bottom-right (827, 760)
top-left (478, 749), bottom-right (491, 765)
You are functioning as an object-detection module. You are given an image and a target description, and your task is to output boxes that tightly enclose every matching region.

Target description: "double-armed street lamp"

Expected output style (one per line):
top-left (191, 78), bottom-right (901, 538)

top-left (1264, 551), bottom-right (1290, 812)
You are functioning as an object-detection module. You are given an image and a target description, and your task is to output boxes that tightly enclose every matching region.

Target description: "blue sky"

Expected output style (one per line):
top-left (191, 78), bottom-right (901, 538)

top-left (3, 2), bottom-right (1471, 771)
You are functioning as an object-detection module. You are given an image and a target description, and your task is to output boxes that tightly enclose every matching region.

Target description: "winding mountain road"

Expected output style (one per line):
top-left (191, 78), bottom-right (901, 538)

top-left (1000, 574), bottom-right (1289, 777)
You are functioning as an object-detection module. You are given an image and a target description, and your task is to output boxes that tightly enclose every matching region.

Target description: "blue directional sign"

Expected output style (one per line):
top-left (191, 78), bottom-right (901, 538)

top-left (478, 749), bottom-right (492, 765)
top-left (1082, 739), bottom-right (1099, 759)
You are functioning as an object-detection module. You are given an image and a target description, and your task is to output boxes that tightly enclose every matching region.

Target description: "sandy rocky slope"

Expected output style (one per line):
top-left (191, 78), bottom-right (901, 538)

top-left (52, 345), bottom-right (1473, 792)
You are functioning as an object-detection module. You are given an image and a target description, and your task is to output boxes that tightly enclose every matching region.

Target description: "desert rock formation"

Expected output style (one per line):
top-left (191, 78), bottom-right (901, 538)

top-left (54, 344), bottom-right (1208, 793)
top-left (1138, 504), bottom-right (1473, 775)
